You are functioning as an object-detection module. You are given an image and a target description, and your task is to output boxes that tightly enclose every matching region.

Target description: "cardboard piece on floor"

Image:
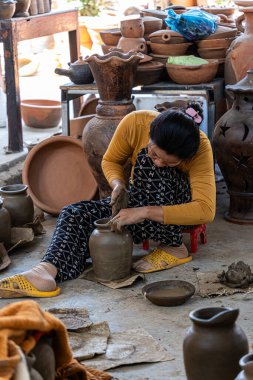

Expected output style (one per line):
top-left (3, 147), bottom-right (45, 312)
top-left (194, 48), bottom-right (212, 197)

top-left (196, 271), bottom-right (253, 297)
top-left (80, 268), bottom-right (144, 289)
top-left (81, 328), bottom-right (174, 370)
top-left (47, 307), bottom-right (92, 331)
top-left (69, 321), bottom-right (111, 361)
top-left (0, 242), bottom-right (11, 271)
top-left (8, 227), bottom-right (34, 253)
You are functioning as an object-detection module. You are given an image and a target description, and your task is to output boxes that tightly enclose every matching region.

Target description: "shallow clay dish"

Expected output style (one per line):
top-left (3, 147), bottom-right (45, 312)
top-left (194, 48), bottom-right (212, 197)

top-left (22, 136), bottom-right (97, 215)
top-left (166, 59), bottom-right (219, 84)
top-left (150, 42), bottom-right (191, 56)
top-left (142, 280), bottom-right (195, 306)
top-left (198, 47), bottom-right (227, 59)
top-left (142, 16), bottom-right (163, 35)
top-left (21, 99), bottom-right (61, 129)
top-left (196, 37), bottom-right (235, 49)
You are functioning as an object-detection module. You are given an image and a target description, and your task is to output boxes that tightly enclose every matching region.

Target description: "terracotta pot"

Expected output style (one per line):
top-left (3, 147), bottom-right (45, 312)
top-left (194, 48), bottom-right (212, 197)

top-left (206, 25), bottom-right (237, 40)
top-left (141, 9), bottom-right (167, 20)
top-left (101, 44), bottom-right (114, 55)
top-left (196, 37), bottom-right (235, 49)
top-left (0, 199), bottom-right (11, 247)
top-left (0, 184), bottom-right (34, 226)
top-left (149, 53), bottom-right (168, 66)
top-left (150, 42), bottom-right (191, 55)
top-left (21, 99), bottom-right (61, 129)
top-left (150, 35), bottom-right (186, 44)
top-left (117, 37), bottom-right (147, 54)
top-left (213, 69), bottom-right (253, 224)
top-left (225, 7), bottom-right (253, 84)
top-left (142, 16), bottom-right (163, 35)
top-left (198, 47), bottom-right (227, 59)
top-left (149, 29), bottom-right (184, 43)
top-left (183, 307), bottom-right (249, 380)
top-left (99, 29), bottom-right (121, 46)
top-left (89, 218), bottom-right (133, 282)
top-left (55, 56), bottom-right (94, 85)
top-left (83, 51), bottom-right (142, 197)
top-left (0, 1), bottom-right (16, 19)
top-left (120, 18), bottom-right (144, 38)
top-left (14, 0), bottom-right (31, 16)
top-left (134, 61), bottom-right (164, 86)
top-left (235, 353), bottom-right (253, 380)
top-left (166, 59), bottom-right (219, 85)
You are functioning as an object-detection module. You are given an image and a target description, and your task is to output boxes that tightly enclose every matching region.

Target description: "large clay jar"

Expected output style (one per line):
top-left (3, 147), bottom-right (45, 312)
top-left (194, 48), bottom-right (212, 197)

top-left (89, 218), bottom-right (133, 282)
top-left (225, 8), bottom-right (253, 84)
top-left (213, 69), bottom-right (253, 224)
top-left (0, 184), bottom-right (34, 226)
top-left (236, 353), bottom-right (253, 380)
top-left (0, 199), bottom-right (11, 248)
top-left (120, 18), bottom-right (144, 38)
top-left (83, 51), bottom-right (143, 198)
top-left (183, 307), bottom-right (249, 380)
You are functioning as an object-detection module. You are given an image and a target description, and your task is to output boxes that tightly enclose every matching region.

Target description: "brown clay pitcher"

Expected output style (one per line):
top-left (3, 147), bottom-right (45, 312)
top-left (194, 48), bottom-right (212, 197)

top-left (0, 198), bottom-right (11, 247)
top-left (183, 307), bottom-right (249, 380)
top-left (236, 353), bottom-right (253, 380)
top-left (89, 218), bottom-right (133, 282)
top-left (0, 184), bottom-right (34, 226)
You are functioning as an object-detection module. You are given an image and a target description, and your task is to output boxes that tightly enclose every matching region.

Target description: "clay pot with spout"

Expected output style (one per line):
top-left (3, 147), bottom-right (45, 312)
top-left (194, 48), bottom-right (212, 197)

top-left (236, 353), bottom-right (253, 380)
top-left (89, 218), bottom-right (133, 282)
top-left (213, 69), bottom-right (253, 224)
top-left (0, 199), bottom-right (11, 248)
top-left (225, 7), bottom-right (253, 84)
top-left (14, 0), bottom-right (31, 16)
top-left (55, 56), bottom-right (94, 85)
top-left (183, 307), bottom-right (249, 380)
top-left (83, 51), bottom-right (143, 198)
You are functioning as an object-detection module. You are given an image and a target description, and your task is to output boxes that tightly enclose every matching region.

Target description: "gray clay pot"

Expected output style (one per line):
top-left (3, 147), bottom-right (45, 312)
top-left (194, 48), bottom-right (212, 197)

top-left (0, 198), bottom-right (11, 247)
top-left (55, 56), bottom-right (94, 85)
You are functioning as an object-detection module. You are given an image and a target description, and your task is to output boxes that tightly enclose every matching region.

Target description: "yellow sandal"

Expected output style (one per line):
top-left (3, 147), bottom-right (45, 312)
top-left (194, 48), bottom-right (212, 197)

top-left (0, 275), bottom-right (61, 298)
top-left (133, 247), bottom-right (192, 273)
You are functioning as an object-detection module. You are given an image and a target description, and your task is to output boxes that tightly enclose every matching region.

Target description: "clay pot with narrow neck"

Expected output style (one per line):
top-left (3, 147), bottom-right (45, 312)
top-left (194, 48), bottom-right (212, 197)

top-left (0, 199), bottom-right (11, 247)
top-left (236, 353), bottom-right (253, 380)
top-left (183, 307), bottom-right (249, 380)
top-left (225, 7), bottom-right (253, 84)
top-left (120, 18), bottom-right (144, 38)
top-left (213, 69), bottom-right (253, 224)
top-left (14, 0), bottom-right (31, 16)
top-left (89, 218), bottom-right (133, 282)
top-left (55, 56), bottom-right (94, 85)
top-left (0, 184), bottom-right (34, 226)
top-left (83, 51), bottom-right (143, 198)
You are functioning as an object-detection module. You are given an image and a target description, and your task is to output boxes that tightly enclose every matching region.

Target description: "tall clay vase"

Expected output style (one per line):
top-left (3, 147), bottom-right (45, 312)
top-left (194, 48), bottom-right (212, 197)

top-left (225, 8), bottom-right (253, 85)
top-left (183, 307), bottom-right (249, 380)
top-left (213, 69), bottom-right (253, 224)
top-left (83, 51), bottom-right (143, 198)
top-left (236, 353), bottom-right (253, 380)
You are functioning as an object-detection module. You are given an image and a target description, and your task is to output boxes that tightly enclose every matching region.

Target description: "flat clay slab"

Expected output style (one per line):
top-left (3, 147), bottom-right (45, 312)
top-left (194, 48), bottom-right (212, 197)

top-left (47, 307), bottom-right (92, 330)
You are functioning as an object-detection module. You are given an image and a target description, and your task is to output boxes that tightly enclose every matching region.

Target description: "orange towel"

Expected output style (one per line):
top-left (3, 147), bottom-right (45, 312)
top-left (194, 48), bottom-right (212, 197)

top-left (0, 300), bottom-right (112, 380)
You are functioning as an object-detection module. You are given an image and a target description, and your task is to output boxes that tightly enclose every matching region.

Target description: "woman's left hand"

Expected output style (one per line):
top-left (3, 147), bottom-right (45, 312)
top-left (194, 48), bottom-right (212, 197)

top-left (110, 207), bottom-right (146, 231)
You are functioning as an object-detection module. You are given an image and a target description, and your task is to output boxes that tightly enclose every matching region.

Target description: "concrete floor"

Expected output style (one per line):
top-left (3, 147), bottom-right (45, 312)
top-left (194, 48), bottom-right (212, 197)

top-left (0, 181), bottom-right (253, 380)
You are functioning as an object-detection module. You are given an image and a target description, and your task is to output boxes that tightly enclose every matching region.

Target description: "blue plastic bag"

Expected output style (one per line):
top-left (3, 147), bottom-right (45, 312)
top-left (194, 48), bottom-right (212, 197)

top-left (165, 9), bottom-right (218, 41)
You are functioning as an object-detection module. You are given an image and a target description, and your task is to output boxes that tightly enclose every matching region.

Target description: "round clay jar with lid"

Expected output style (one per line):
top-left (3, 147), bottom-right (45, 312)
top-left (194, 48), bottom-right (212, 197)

top-left (89, 218), bottom-right (133, 282)
top-left (0, 198), bottom-right (11, 247)
top-left (0, 184), bottom-right (34, 226)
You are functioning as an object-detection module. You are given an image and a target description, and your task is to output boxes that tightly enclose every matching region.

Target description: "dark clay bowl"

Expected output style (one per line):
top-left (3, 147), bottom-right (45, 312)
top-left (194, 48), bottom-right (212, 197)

top-left (142, 280), bottom-right (195, 306)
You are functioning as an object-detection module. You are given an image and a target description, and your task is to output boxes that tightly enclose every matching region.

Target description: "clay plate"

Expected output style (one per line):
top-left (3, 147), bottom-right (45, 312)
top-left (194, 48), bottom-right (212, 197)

top-left (142, 280), bottom-right (195, 306)
top-left (22, 136), bottom-right (98, 215)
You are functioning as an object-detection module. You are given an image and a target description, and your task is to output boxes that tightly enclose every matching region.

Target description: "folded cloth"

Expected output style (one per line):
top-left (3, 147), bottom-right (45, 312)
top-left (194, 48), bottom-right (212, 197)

top-left (0, 300), bottom-right (112, 380)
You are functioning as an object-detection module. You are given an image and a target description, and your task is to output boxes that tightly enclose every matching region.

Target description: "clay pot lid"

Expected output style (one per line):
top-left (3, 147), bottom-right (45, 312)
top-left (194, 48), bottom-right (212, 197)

top-left (226, 69), bottom-right (253, 93)
top-left (22, 136), bottom-right (98, 215)
top-left (137, 61), bottom-right (164, 71)
top-left (142, 280), bottom-right (195, 306)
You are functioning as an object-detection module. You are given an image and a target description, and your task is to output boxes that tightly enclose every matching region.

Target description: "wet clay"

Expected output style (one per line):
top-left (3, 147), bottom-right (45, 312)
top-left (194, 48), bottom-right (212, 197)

top-left (218, 261), bottom-right (253, 288)
top-left (111, 188), bottom-right (128, 217)
top-left (147, 288), bottom-right (187, 298)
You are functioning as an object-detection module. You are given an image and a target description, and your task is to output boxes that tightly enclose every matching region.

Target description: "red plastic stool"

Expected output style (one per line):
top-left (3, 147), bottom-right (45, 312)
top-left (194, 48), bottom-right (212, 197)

top-left (142, 224), bottom-right (207, 254)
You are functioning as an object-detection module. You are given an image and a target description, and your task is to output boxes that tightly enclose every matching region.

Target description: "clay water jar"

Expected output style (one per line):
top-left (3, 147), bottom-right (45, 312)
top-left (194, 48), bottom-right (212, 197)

top-left (236, 353), bottom-right (253, 380)
top-left (183, 307), bottom-right (249, 380)
top-left (0, 199), bottom-right (11, 247)
top-left (55, 56), bottom-right (94, 85)
top-left (89, 218), bottom-right (133, 282)
top-left (117, 37), bottom-right (147, 54)
top-left (0, 184), bottom-right (34, 226)
top-left (120, 18), bottom-right (144, 38)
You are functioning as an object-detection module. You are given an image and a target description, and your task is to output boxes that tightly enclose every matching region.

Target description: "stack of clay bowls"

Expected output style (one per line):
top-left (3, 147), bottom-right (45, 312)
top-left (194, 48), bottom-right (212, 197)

top-left (100, 29), bottom-right (122, 55)
top-left (141, 16), bottom-right (163, 40)
top-left (117, 18), bottom-right (147, 54)
top-left (196, 35), bottom-right (235, 60)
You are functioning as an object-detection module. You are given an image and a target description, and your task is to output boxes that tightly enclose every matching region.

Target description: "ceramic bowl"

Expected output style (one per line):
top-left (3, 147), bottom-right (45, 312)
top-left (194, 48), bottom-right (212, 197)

top-left (134, 61), bottom-right (164, 86)
top-left (166, 59), bottom-right (219, 84)
top-left (21, 99), bottom-right (61, 129)
top-left (99, 29), bottom-right (121, 46)
top-left (197, 47), bottom-right (227, 59)
top-left (142, 280), bottom-right (195, 306)
top-left (206, 26), bottom-right (237, 40)
top-left (150, 42), bottom-right (192, 56)
top-left (0, 1), bottom-right (16, 19)
top-left (196, 37), bottom-right (235, 49)
top-left (149, 53), bottom-right (168, 66)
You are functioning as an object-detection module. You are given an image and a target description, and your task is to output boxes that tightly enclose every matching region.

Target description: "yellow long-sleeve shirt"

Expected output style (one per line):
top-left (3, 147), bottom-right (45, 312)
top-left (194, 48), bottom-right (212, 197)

top-left (102, 110), bottom-right (216, 226)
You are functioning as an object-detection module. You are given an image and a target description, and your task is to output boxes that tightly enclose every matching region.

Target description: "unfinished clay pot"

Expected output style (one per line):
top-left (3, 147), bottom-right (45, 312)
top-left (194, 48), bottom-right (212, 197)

top-left (142, 16), bottom-right (163, 35)
top-left (120, 18), bottom-right (144, 38)
top-left (235, 353), bottom-right (253, 380)
top-left (0, 1), bottom-right (16, 19)
top-left (197, 47), bottom-right (227, 59)
top-left (0, 184), bottom-right (34, 226)
top-left (0, 199), bottom-right (11, 247)
top-left (183, 307), bottom-right (249, 380)
top-left (225, 7), bottom-right (253, 84)
top-left (117, 37), bottom-right (147, 54)
top-left (150, 42), bottom-right (191, 56)
top-left (14, 0), bottom-right (31, 16)
top-left (99, 29), bottom-right (121, 46)
top-left (55, 56), bottom-right (94, 85)
top-left (89, 218), bottom-right (133, 282)
top-left (213, 69), bottom-right (253, 224)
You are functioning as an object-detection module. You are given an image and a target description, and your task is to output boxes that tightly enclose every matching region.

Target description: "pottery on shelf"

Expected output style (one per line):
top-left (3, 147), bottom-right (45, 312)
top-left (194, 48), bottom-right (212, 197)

top-left (197, 47), bottom-right (227, 59)
top-left (0, 198), bottom-right (11, 247)
top-left (117, 37), bottom-right (147, 54)
top-left (213, 69), bottom-right (253, 224)
top-left (99, 29), bottom-right (121, 46)
top-left (120, 18), bottom-right (144, 38)
top-left (134, 61), bottom-right (164, 86)
top-left (183, 307), bottom-right (249, 380)
top-left (196, 37), bottom-right (235, 49)
top-left (83, 51), bottom-right (143, 198)
top-left (55, 56), bottom-right (94, 85)
top-left (89, 218), bottom-right (133, 282)
top-left (14, 0), bottom-right (31, 16)
top-left (21, 99), bottom-right (61, 128)
top-left (235, 353), bottom-right (253, 380)
top-left (0, 0), bottom-right (16, 19)
top-left (206, 25), bottom-right (237, 40)
top-left (149, 53), bottom-right (168, 66)
top-left (150, 42), bottom-right (192, 56)
top-left (141, 16), bottom-right (163, 35)
top-left (225, 7), bottom-right (253, 84)
top-left (0, 184), bottom-right (34, 226)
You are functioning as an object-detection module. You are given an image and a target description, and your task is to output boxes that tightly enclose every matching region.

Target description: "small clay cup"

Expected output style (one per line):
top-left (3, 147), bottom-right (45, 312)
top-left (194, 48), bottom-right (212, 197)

top-left (120, 18), bottom-right (144, 38)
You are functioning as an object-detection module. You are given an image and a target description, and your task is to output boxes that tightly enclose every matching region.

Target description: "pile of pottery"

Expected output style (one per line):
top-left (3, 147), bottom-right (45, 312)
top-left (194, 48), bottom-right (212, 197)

top-left (149, 29), bottom-right (191, 58)
top-left (0, 0), bottom-right (51, 19)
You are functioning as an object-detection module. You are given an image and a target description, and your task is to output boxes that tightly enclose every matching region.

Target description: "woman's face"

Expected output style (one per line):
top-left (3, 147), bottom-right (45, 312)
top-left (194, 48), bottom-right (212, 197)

top-left (147, 141), bottom-right (182, 168)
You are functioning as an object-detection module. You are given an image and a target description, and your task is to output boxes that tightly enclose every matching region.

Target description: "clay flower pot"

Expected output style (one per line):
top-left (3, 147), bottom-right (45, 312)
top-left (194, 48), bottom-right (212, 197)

top-left (120, 18), bottom-right (144, 38)
top-left (150, 42), bottom-right (192, 56)
top-left (21, 99), bottom-right (61, 128)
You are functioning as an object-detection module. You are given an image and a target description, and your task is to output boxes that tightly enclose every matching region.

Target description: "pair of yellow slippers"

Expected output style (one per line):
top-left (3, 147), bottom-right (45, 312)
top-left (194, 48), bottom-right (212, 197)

top-left (0, 248), bottom-right (192, 298)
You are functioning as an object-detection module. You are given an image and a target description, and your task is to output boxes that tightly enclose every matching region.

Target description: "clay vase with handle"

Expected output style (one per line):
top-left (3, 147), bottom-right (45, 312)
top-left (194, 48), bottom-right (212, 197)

top-left (82, 51), bottom-right (143, 198)
top-left (183, 307), bottom-right (249, 380)
top-left (236, 353), bottom-right (253, 380)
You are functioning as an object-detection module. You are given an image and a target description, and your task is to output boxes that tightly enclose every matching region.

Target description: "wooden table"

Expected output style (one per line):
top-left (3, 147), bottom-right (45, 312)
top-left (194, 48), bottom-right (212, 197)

top-left (0, 9), bottom-right (79, 153)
